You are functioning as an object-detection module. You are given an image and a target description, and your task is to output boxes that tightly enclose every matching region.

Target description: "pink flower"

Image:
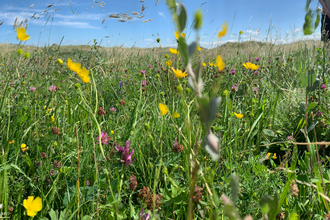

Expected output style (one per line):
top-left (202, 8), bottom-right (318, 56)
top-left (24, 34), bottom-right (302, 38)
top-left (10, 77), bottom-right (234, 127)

top-left (140, 70), bottom-right (146, 75)
top-left (231, 83), bottom-right (238, 92)
top-left (253, 87), bottom-right (259, 94)
top-left (110, 107), bottom-right (116, 112)
top-left (230, 69), bottom-right (236, 75)
top-left (142, 80), bottom-right (146, 86)
top-left (96, 131), bottom-right (111, 145)
top-left (321, 84), bottom-right (327, 90)
top-left (48, 85), bottom-right (57, 92)
top-left (255, 57), bottom-right (260, 61)
top-left (115, 140), bottom-right (135, 167)
top-left (30, 87), bottom-right (36, 92)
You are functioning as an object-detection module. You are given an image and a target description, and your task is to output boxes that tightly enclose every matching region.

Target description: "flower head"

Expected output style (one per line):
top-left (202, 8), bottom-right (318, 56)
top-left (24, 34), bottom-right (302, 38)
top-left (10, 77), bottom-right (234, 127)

top-left (48, 85), bottom-right (57, 92)
top-left (57, 59), bottom-right (63, 65)
top-left (197, 46), bottom-right (201, 51)
top-left (67, 58), bottom-right (81, 72)
top-left (231, 83), bottom-right (238, 91)
top-left (208, 62), bottom-right (214, 66)
top-left (172, 111), bottom-right (180, 118)
top-left (139, 208), bottom-right (150, 220)
top-left (202, 62), bottom-right (206, 67)
top-left (142, 80), bottom-right (146, 86)
top-left (216, 55), bottom-right (225, 71)
top-left (218, 21), bottom-right (228, 38)
top-left (96, 131), bottom-right (111, 145)
top-left (321, 84), bottom-right (327, 90)
top-left (16, 27), bottom-right (30, 41)
top-left (115, 140), bottom-right (135, 167)
top-left (230, 69), bottom-right (236, 75)
top-left (169, 48), bottom-right (177, 55)
top-left (110, 107), bottom-right (116, 112)
top-left (166, 60), bottom-right (172, 67)
top-left (243, 62), bottom-right (259, 70)
top-left (158, 103), bottom-right (169, 116)
top-left (172, 68), bottom-right (188, 78)
top-left (24, 52), bottom-right (30, 58)
top-left (17, 48), bottom-right (23, 55)
top-left (273, 153), bottom-right (277, 159)
top-left (239, 30), bottom-right (243, 35)
top-left (255, 57), bottom-right (260, 61)
top-left (234, 112), bottom-right (243, 119)
top-left (23, 196), bottom-right (42, 217)
top-left (253, 87), bottom-right (259, 94)
top-left (30, 87), bottom-right (36, 92)
top-left (140, 70), bottom-right (146, 75)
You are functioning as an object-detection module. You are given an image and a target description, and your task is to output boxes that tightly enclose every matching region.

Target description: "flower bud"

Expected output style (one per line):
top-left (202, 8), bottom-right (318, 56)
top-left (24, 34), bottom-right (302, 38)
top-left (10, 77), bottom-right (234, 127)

top-left (194, 9), bottom-right (203, 30)
top-left (17, 48), bottom-right (23, 55)
top-left (24, 52), bottom-right (30, 58)
top-left (144, 123), bottom-right (150, 131)
top-left (57, 59), bottom-right (63, 65)
top-left (177, 85), bottom-right (183, 93)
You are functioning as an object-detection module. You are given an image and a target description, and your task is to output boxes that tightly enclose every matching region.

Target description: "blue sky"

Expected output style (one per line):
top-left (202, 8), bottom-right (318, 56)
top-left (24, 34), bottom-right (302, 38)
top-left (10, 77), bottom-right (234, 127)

top-left (0, 0), bottom-right (322, 48)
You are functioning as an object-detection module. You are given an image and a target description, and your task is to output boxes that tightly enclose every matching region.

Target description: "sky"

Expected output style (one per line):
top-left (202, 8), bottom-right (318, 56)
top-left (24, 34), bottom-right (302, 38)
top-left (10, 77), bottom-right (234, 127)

top-left (0, 0), bottom-right (323, 48)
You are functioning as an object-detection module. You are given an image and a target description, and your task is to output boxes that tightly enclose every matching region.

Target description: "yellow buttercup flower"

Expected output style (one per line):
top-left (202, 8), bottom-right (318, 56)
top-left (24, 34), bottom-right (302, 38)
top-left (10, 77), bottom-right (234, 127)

top-left (43, 106), bottom-right (47, 110)
top-left (67, 58), bottom-right (81, 73)
top-left (169, 48), bottom-right (177, 55)
top-left (158, 103), bottom-right (169, 116)
top-left (216, 55), bottom-right (225, 71)
top-left (22, 147), bottom-right (29, 152)
top-left (239, 30), bottom-right (243, 35)
top-left (197, 46), bottom-right (201, 51)
top-left (202, 62), bottom-right (206, 67)
top-left (67, 59), bottom-right (90, 83)
top-left (111, 130), bottom-right (114, 134)
top-left (57, 59), bottom-right (63, 65)
top-left (21, 144), bottom-right (26, 149)
top-left (166, 60), bottom-right (172, 67)
top-left (273, 153), bottom-right (277, 159)
top-left (174, 31), bottom-right (179, 39)
top-left (16, 27), bottom-right (30, 41)
top-left (234, 112), bottom-right (243, 119)
top-left (172, 112), bottom-right (180, 118)
top-left (181, 32), bottom-right (186, 38)
top-left (40, 50), bottom-right (43, 52)
top-left (218, 21), bottom-right (228, 38)
top-left (243, 62), bottom-right (259, 70)
top-left (214, 64), bottom-right (218, 68)
top-left (208, 62), bottom-right (214, 66)
top-left (51, 115), bottom-right (55, 122)
top-left (46, 108), bottom-right (50, 114)
top-left (172, 68), bottom-right (188, 78)
top-left (23, 196), bottom-right (42, 217)
top-left (266, 153), bottom-right (271, 159)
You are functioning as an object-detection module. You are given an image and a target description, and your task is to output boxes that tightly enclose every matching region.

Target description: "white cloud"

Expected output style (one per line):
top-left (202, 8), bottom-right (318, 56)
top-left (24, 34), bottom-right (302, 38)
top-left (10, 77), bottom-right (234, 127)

top-left (294, 27), bottom-right (302, 33)
top-left (158, 12), bottom-right (166, 18)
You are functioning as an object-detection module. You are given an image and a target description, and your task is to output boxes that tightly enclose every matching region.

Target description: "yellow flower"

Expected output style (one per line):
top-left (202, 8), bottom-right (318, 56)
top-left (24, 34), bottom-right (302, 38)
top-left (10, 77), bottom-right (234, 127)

top-left (172, 112), bottom-right (180, 118)
top-left (197, 46), bottom-right (201, 51)
top-left (51, 115), bottom-right (55, 122)
top-left (21, 144), bottom-right (26, 149)
top-left (43, 106), bottom-right (47, 110)
top-left (202, 62), bottom-right (206, 67)
top-left (243, 62), bottom-right (259, 70)
top-left (158, 103), bottom-right (169, 116)
top-left (54, 141), bottom-right (58, 146)
top-left (208, 62), bottom-right (214, 66)
top-left (46, 108), bottom-right (50, 114)
top-left (239, 30), bottom-right (243, 35)
top-left (181, 32), bottom-right (186, 38)
top-left (40, 50), bottom-right (43, 52)
top-left (1, 63), bottom-right (4, 66)
top-left (67, 58), bottom-right (81, 73)
top-left (9, 140), bottom-right (15, 144)
top-left (172, 68), bottom-right (188, 78)
top-left (57, 59), bottom-right (63, 65)
top-left (16, 27), bottom-right (30, 41)
top-left (23, 196), bottom-right (42, 217)
top-left (77, 67), bottom-right (91, 83)
top-left (273, 153), bottom-right (277, 159)
top-left (111, 130), bottom-right (114, 134)
top-left (166, 60), bottom-right (172, 67)
top-left (169, 48), bottom-right (177, 55)
top-left (214, 64), bottom-right (218, 68)
top-left (218, 21), bottom-right (228, 38)
top-left (216, 55), bottom-right (225, 71)
top-left (234, 112), bottom-right (243, 119)
top-left (174, 31), bottom-right (179, 39)
top-left (266, 153), bottom-right (271, 159)
top-left (22, 147), bottom-right (29, 152)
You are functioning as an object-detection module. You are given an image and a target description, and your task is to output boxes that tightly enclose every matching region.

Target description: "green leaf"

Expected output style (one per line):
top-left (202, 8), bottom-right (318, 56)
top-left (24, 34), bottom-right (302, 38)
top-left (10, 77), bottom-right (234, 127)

top-left (178, 36), bottom-right (188, 67)
top-left (307, 78), bottom-right (320, 92)
top-left (263, 129), bottom-right (277, 137)
top-left (177, 4), bottom-right (187, 33)
top-left (306, 102), bottom-right (318, 112)
top-left (167, 0), bottom-right (176, 12)
top-left (315, 13), bottom-right (320, 29)
top-left (303, 9), bottom-right (315, 35)
top-left (230, 175), bottom-right (239, 202)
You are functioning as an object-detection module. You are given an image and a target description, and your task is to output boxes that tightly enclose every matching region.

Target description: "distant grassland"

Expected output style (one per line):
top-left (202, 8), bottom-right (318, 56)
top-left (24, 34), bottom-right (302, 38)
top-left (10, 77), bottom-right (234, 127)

top-left (0, 39), bottom-right (322, 60)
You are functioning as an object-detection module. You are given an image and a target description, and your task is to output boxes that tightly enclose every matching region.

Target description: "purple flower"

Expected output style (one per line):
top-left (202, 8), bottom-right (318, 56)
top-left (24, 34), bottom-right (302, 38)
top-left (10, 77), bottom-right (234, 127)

top-left (96, 131), bottom-right (111, 145)
top-left (142, 80), bottom-right (146, 86)
top-left (287, 132), bottom-right (294, 141)
top-left (148, 65), bottom-right (152, 68)
top-left (282, 59), bottom-right (284, 62)
top-left (48, 85), bottom-right (56, 92)
top-left (253, 87), bottom-right (259, 94)
top-left (255, 57), bottom-right (260, 61)
top-left (140, 70), bottom-right (146, 75)
top-left (62, 80), bottom-right (65, 83)
top-left (139, 208), bottom-right (150, 220)
top-left (230, 68), bottom-right (236, 75)
top-left (268, 60), bottom-right (271, 64)
top-left (157, 62), bottom-right (160, 65)
top-left (231, 83), bottom-right (238, 92)
top-left (110, 107), bottom-right (116, 112)
top-left (30, 87), bottom-right (36, 92)
top-left (316, 110), bottom-right (322, 116)
top-left (22, 73), bottom-right (26, 77)
top-left (321, 84), bottom-right (327, 90)
top-left (115, 140), bottom-right (135, 167)
top-left (254, 70), bottom-right (259, 75)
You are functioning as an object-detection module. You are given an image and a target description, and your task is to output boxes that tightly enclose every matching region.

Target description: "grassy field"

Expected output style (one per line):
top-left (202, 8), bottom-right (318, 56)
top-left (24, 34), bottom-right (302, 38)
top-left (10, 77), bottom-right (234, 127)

top-left (1, 2), bottom-right (330, 220)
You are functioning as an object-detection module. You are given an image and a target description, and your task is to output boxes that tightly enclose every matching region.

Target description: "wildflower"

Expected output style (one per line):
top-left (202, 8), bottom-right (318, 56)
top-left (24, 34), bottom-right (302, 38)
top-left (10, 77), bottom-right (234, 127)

top-left (197, 46), bottom-right (201, 51)
top-left (172, 68), bottom-right (188, 78)
top-left (255, 57), bottom-right (260, 61)
top-left (231, 83), bottom-right (238, 91)
top-left (208, 62), bottom-right (214, 66)
top-left (129, 175), bottom-right (137, 191)
top-left (147, 194), bottom-right (162, 210)
top-left (169, 48), bottom-right (177, 54)
top-left (54, 141), bottom-right (58, 146)
top-left (115, 140), bottom-right (135, 167)
top-left (202, 62), bottom-right (206, 67)
top-left (273, 153), bottom-right (277, 159)
top-left (316, 110), bottom-right (322, 116)
top-left (52, 127), bottom-right (59, 135)
top-left (254, 70), bottom-right (259, 75)
top-left (290, 180), bottom-right (299, 197)
top-left (21, 144), bottom-right (26, 149)
top-left (139, 208), bottom-right (150, 220)
top-left (48, 85), bottom-right (56, 92)
top-left (218, 21), bottom-right (228, 38)
top-left (23, 196), bottom-right (42, 217)
top-left (49, 169), bottom-right (55, 176)
top-left (172, 111), bottom-right (180, 118)
top-left (9, 140), bottom-right (15, 144)
top-left (67, 58), bottom-right (81, 72)
top-left (30, 87), bottom-right (36, 92)
top-left (21, 144), bottom-right (29, 152)
top-left (96, 131), bottom-right (111, 145)
top-left (166, 60), bottom-right (172, 67)
top-left (156, 38), bottom-right (161, 43)
top-left (46, 108), bottom-right (50, 114)
top-left (57, 59), bottom-right (63, 65)
top-left (142, 80), bottom-right (146, 86)
top-left (253, 87), bottom-right (259, 94)
top-left (41, 152), bottom-right (47, 159)
top-left (175, 31), bottom-right (179, 39)
top-left (172, 137), bottom-right (183, 153)
top-left (216, 55), bottom-right (225, 71)
top-left (16, 27), bottom-right (30, 41)
top-left (111, 130), bottom-right (114, 134)
top-left (139, 186), bottom-right (151, 201)
top-left (192, 186), bottom-right (203, 203)
top-left (165, 54), bottom-right (169, 59)
top-left (17, 48), bottom-right (23, 55)
top-left (98, 106), bottom-right (106, 116)
top-left (24, 52), bottom-right (30, 58)
top-left (243, 62), bottom-right (259, 70)
top-left (230, 69), bottom-right (236, 75)
top-left (214, 63), bottom-right (218, 68)
top-left (110, 107), bottom-right (116, 112)
top-left (148, 65), bottom-right (152, 68)
top-left (51, 115), bottom-right (55, 122)
top-left (287, 132), bottom-right (294, 141)
top-left (239, 30), bottom-right (243, 35)
top-left (266, 153), bottom-right (271, 159)
top-left (140, 70), bottom-right (146, 74)
top-left (181, 32), bottom-right (186, 38)
top-left (158, 103), bottom-right (169, 116)
top-left (77, 67), bottom-right (90, 83)
top-left (43, 106), bottom-right (47, 110)
top-left (234, 112), bottom-right (243, 118)
top-left (321, 84), bottom-right (327, 90)
top-left (53, 160), bottom-right (61, 169)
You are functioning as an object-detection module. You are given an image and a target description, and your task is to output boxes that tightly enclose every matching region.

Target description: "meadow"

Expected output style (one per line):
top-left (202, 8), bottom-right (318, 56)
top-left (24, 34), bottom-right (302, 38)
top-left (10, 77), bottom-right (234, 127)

top-left (1, 1), bottom-right (330, 220)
